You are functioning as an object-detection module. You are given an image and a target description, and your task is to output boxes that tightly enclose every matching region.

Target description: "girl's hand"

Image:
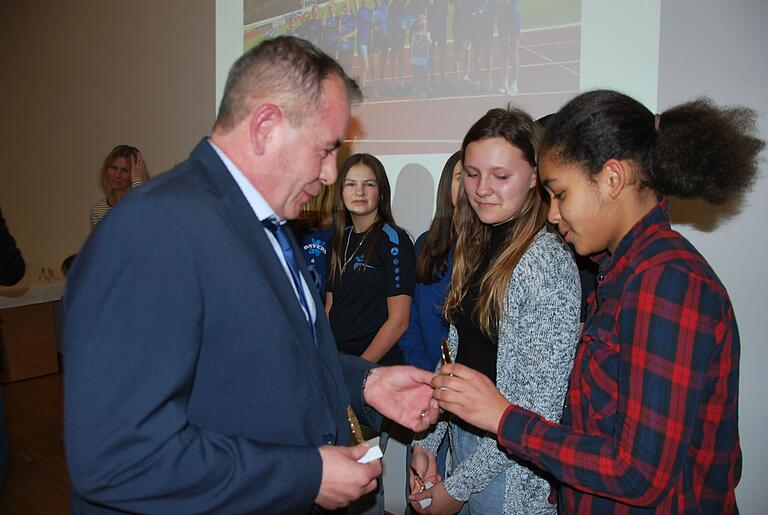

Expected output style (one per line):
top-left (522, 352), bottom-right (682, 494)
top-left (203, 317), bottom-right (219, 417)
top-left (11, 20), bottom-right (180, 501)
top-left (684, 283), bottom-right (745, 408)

top-left (410, 446), bottom-right (439, 494)
top-left (431, 363), bottom-right (511, 434)
top-left (409, 479), bottom-right (463, 515)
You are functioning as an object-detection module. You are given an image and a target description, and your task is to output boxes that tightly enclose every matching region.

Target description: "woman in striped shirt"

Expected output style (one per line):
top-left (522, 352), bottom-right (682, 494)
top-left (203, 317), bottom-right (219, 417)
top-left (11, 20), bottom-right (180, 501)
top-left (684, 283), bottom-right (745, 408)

top-left (90, 145), bottom-right (149, 229)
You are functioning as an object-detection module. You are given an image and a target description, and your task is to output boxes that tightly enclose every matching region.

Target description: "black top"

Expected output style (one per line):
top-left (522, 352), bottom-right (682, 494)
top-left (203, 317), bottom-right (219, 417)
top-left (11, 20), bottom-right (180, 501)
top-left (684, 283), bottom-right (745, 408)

top-left (454, 219), bottom-right (516, 383)
top-left (0, 211), bottom-right (25, 286)
top-left (328, 223), bottom-right (416, 366)
top-left (574, 251), bottom-right (598, 322)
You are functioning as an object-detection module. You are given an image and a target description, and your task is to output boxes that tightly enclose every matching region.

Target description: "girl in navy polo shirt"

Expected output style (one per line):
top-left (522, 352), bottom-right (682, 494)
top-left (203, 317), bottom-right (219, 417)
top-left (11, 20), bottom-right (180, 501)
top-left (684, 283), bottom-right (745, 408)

top-left (326, 153), bottom-right (416, 366)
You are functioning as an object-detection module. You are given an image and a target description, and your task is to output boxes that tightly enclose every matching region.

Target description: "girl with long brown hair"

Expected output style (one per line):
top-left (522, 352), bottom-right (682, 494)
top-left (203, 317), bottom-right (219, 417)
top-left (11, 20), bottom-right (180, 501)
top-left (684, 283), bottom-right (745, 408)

top-left (411, 107), bottom-right (580, 514)
top-left (326, 153), bottom-right (416, 366)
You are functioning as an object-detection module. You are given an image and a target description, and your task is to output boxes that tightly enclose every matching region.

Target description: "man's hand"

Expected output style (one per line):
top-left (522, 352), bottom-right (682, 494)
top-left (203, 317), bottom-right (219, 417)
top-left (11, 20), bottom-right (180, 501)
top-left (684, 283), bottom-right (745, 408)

top-left (315, 444), bottom-right (382, 510)
top-left (431, 363), bottom-right (511, 434)
top-left (363, 366), bottom-right (439, 432)
top-left (409, 479), bottom-right (464, 514)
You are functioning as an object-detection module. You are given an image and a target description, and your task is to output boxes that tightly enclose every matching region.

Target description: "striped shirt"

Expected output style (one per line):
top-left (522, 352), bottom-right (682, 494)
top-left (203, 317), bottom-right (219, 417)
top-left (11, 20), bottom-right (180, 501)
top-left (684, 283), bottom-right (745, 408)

top-left (90, 177), bottom-right (144, 229)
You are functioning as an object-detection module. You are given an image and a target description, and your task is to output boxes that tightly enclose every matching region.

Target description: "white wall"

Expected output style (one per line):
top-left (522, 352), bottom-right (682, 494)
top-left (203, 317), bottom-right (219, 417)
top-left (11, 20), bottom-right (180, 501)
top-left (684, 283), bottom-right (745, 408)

top-left (1, 0), bottom-right (765, 511)
top-left (0, 0), bottom-right (215, 273)
top-left (658, 1), bottom-right (768, 512)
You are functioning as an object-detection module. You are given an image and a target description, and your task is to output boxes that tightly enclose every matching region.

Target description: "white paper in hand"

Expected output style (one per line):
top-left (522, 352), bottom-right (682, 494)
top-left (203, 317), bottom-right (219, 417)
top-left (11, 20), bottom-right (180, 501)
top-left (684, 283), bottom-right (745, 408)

top-left (356, 436), bottom-right (383, 464)
top-left (418, 481), bottom-right (435, 508)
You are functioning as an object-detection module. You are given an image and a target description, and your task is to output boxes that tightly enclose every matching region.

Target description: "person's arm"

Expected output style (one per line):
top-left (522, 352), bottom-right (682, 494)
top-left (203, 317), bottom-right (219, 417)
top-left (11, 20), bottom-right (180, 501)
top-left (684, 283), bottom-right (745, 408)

top-left (398, 233), bottom-right (434, 370)
top-left (130, 151), bottom-right (147, 188)
top-left (89, 205), bottom-right (98, 230)
top-left (361, 229), bottom-right (416, 363)
top-left (361, 294), bottom-right (411, 362)
top-left (440, 246), bottom-right (581, 502)
top-left (436, 265), bottom-right (733, 507)
top-left (397, 286), bottom-right (432, 370)
top-left (0, 211), bottom-right (24, 285)
top-left (345, 26), bottom-right (358, 40)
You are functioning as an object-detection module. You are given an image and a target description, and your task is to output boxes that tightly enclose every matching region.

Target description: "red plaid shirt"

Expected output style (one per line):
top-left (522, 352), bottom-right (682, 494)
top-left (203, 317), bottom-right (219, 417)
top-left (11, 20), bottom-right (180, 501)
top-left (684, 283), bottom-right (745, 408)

top-left (497, 198), bottom-right (741, 513)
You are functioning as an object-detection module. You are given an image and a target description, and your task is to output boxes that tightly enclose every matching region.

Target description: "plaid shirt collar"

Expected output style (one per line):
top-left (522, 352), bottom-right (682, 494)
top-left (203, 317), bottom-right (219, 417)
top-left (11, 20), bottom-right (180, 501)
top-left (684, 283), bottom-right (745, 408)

top-left (595, 196), bottom-right (670, 279)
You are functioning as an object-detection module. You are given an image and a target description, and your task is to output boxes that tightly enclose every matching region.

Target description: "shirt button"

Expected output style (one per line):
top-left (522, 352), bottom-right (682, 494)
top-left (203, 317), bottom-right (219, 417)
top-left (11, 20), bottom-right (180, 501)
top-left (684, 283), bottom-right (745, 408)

top-left (323, 433), bottom-right (334, 445)
top-left (597, 273), bottom-right (605, 282)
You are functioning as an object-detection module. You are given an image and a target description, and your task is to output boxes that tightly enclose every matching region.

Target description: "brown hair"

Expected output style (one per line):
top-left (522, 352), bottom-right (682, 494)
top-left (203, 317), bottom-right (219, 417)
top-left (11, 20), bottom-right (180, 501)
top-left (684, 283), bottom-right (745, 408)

top-left (415, 151), bottom-right (461, 284)
top-left (444, 107), bottom-right (548, 338)
top-left (328, 153), bottom-right (396, 283)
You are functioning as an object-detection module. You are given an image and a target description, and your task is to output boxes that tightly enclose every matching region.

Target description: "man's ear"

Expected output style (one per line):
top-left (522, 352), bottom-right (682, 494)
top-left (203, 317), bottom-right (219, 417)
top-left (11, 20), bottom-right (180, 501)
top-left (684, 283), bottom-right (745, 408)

top-left (599, 158), bottom-right (629, 200)
top-left (249, 103), bottom-right (283, 156)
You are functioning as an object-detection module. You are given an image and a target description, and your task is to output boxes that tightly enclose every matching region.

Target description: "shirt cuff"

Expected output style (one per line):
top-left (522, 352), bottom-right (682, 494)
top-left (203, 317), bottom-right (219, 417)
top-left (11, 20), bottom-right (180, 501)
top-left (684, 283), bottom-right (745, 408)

top-left (444, 476), bottom-right (472, 502)
top-left (497, 403), bottom-right (533, 458)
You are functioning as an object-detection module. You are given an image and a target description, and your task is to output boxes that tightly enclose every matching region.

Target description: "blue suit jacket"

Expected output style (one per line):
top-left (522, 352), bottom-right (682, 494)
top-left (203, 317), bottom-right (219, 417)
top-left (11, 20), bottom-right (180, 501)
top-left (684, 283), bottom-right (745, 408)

top-left (63, 140), bottom-right (379, 514)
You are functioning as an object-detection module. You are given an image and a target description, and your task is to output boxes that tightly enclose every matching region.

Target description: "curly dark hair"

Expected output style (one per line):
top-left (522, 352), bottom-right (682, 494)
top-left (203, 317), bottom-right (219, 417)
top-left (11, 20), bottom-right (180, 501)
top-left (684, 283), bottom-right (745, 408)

top-left (541, 90), bottom-right (764, 204)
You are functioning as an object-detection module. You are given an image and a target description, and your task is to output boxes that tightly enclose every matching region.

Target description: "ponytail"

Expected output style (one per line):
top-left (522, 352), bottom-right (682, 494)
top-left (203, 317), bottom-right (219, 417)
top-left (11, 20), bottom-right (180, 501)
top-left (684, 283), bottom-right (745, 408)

top-left (541, 90), bottom-right (764, 204)
top-left (652, 99), bottom-right (763, 203)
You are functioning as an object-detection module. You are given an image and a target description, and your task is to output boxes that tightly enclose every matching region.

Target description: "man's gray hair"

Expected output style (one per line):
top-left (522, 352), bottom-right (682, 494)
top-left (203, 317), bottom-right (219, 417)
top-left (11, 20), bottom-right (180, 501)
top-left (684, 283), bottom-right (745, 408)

top-left (215, 36), bottom-right (362, 130)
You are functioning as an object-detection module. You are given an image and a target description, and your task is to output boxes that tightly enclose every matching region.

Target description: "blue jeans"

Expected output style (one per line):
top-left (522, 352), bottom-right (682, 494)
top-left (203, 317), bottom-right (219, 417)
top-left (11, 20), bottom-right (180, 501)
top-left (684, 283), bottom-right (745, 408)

top-left (451, 424), bottom-right (505, 515)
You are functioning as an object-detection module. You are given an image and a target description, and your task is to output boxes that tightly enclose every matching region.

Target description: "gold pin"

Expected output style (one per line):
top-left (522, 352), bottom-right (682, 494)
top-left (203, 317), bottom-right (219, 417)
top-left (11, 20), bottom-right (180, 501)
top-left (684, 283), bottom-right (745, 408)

top-left (439, 338), bottom-right (455, 376)
top-left (439, 338), bottom-right (452, 366)
top-left (346, 405), bottom-right (365, 445)
top-left (410, 466), bottom-right (427, 493)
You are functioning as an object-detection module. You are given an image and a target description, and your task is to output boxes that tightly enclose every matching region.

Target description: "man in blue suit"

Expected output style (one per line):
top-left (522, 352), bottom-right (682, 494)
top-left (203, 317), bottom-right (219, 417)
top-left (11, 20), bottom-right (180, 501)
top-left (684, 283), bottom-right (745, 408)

top-left (63, 36), bottom-right (437, 513)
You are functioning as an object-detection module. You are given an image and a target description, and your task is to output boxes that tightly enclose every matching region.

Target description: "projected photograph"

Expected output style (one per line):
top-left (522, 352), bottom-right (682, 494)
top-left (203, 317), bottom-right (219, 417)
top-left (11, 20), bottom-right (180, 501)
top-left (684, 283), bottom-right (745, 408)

top-left (244, 0), bottom-right (581, 154)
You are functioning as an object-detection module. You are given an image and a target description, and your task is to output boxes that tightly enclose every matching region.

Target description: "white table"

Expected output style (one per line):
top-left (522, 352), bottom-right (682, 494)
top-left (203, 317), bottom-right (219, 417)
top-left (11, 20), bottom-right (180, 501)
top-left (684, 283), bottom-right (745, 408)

top-left (0, 269), bottom-right (63, 382)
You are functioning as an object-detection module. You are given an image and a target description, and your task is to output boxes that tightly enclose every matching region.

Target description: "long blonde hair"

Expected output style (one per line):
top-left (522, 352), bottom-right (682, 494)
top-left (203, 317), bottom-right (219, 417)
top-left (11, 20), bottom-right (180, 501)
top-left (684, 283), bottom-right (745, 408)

top-left (444, 107), bottom-right (548, 338)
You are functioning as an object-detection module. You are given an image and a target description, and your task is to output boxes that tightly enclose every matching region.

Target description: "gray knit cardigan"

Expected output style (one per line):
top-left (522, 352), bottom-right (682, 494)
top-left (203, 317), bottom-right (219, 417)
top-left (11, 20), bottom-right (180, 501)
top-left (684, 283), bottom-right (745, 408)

top-left (413, 227), bottom-right (581, 515)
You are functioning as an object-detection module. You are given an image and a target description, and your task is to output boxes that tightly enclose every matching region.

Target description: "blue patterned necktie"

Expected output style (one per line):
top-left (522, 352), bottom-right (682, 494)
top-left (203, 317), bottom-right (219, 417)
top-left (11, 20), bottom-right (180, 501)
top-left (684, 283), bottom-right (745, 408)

top-left (261, 217), bottom-right (317, 346)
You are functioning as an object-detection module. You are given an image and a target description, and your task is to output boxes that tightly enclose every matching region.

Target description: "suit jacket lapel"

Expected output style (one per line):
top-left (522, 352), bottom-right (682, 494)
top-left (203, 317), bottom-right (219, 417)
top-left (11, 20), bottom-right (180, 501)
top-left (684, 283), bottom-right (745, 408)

top-left (191, 140), bottom-right (336, 407)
